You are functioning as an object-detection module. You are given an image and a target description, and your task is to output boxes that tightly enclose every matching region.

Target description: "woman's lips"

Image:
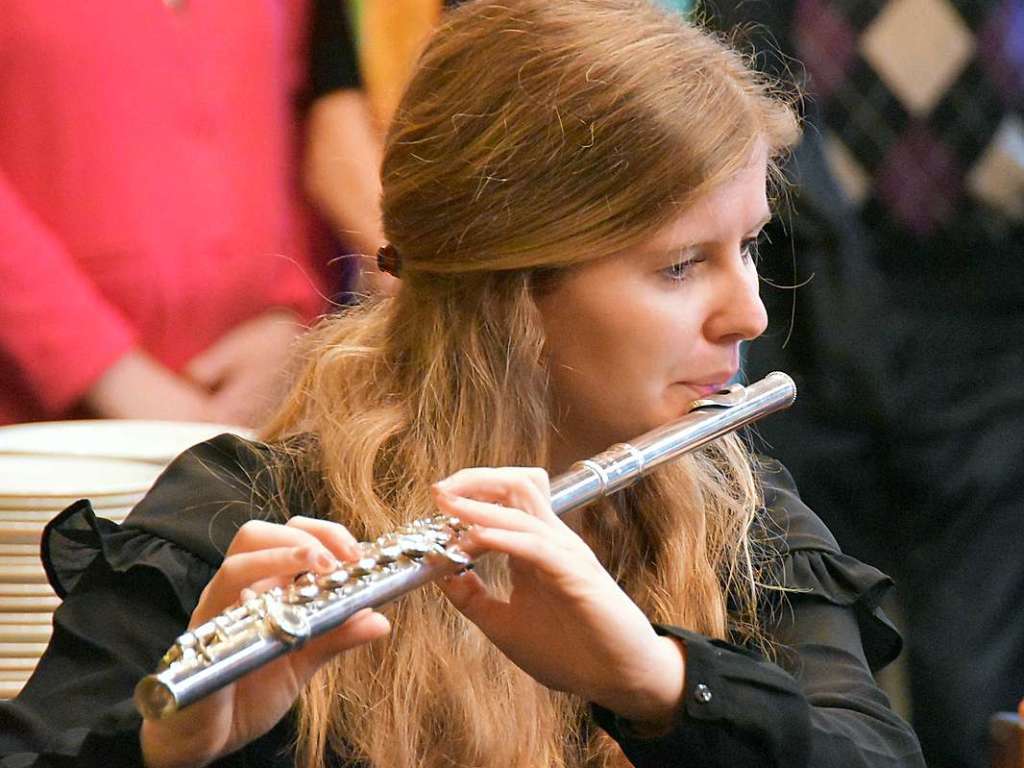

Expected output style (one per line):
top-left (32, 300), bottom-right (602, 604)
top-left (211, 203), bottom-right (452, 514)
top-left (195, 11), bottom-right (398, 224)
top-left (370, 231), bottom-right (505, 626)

top-left (690, 383), bottom-right (729, 397)
top-left (679, 374), bottom-right (737, 397)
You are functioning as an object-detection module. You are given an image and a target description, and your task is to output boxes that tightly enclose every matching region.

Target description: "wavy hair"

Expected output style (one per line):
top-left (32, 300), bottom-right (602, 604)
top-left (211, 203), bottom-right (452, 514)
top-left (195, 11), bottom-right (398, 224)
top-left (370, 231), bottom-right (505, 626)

top-left (262, 1), bottom-right (799, 765)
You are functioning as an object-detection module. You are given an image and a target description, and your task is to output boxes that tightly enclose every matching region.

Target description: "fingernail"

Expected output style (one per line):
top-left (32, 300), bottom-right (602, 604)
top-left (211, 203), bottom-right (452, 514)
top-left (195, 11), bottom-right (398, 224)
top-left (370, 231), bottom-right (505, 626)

top-left (315, 552), bottom-right (340, 572)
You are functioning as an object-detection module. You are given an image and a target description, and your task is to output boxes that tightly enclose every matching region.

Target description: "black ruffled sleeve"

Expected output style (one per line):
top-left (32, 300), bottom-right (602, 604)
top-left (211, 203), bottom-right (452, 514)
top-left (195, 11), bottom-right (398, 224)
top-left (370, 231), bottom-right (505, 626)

top-left (0, 434), bottom-right (293, 768)
top-left (592, 461), bottom-right (925, 767)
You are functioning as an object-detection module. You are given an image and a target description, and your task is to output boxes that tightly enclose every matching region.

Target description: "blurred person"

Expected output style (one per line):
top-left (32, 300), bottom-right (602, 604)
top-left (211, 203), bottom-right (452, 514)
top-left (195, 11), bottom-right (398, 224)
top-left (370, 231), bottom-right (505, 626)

top-left (0, 1), bottom-right (385, 428)
top-left (706, 2), bottom-right (1024, 767)
top-left (1, 2), bottom-right (924, 766)
top-left (304, 0), bottom-right (397, 297)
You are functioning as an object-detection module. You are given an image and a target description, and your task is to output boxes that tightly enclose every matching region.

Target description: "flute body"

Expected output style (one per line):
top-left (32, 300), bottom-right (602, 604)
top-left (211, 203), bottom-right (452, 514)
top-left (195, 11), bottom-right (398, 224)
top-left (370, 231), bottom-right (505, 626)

top-left (134, 371), bottom-right (796, 719)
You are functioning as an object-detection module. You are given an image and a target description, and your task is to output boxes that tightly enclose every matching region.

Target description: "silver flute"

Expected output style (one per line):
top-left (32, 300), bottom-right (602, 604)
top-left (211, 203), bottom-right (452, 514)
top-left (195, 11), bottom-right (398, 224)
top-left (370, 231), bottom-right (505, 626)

top-left (134, 371), bottom-right (796, 720)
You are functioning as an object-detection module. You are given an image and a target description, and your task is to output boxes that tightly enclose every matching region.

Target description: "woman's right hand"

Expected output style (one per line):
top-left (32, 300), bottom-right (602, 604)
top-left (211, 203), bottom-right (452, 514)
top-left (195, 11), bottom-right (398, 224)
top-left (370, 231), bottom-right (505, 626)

top-left (140, 517), bottom-right (391, 768)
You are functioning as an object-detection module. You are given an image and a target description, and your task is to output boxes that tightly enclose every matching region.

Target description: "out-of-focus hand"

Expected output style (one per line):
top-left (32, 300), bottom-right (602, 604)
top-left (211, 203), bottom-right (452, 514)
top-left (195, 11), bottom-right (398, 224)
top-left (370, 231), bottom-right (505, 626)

top-left (82, 349), bottom-right (217, 422)
top-left (433, 468), bottom-right (686, 731)
top-left (140, 517), bottom-right (390, 768)
top-left (184, 310), bottom-right (304, 427)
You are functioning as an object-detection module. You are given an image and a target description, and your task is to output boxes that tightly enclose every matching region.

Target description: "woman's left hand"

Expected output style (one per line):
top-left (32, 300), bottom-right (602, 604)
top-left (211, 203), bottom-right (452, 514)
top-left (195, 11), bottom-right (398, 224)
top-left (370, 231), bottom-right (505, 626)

top-left (433, 467), bottom-right (686, 730)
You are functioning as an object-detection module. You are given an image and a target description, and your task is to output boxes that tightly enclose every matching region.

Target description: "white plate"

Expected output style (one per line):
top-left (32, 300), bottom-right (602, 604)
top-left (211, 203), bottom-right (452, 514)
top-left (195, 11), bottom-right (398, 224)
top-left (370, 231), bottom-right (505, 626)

top-left (0, 494), bottom-right (142, 511)
top-left (0, 419), bottom-right (249, 465)
top-left (0, 545), bottom-right (38, 557)
top-left (0, 455), bottom-right (163, 498)
top-left (0, 625), bottom-right (50, 642)
top-left (0, 507), bottom-right (134, 523)
top-left (0, 680), bottom-right (27, 699)
top-left (0, 643), bottom-right (48, 657)
top-left (0, 596), bottom-right (59, 612)
top-left (0, 583), bottom-right (55, 597)
top-left (0, 564), bottom-right (47, 584)
top-left (0, 614), bottom-right (52, 625)
top-left (0, 524), bottom-right (46, 546)
top-left (0, 657), bottom-right (42, 670)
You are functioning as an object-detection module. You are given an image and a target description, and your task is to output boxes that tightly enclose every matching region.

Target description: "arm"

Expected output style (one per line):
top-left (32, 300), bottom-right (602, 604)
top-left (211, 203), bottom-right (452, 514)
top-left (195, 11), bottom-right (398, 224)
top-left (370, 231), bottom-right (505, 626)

top-left (303, 0), bottom-right (396, 296)
top-left (0, 169), bottom-right (217, 420)
top-left (0, 168), bottom-right (134, 415)
top-left (304, 90), bottom-right (389, 265)
top-left (1, 522), bottom-right (214, 767)
top-left (0, 436), bottom-right (386, 768)
top-left (592, 595), bottom-right (924, 767)
top-left (431, 466), bottom-right (921, 766)
top-left (591, 465), bottom-right (926, 767)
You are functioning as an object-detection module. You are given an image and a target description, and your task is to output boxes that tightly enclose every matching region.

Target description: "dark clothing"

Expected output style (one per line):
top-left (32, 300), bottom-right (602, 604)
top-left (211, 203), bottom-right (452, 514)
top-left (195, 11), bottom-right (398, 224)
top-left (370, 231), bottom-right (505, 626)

top-left (308, 0), bottom-right (362, 101)
top-left (1, 434), bottom-right (922, 767)
top-left (706, 2), bottom-right (1024, 767)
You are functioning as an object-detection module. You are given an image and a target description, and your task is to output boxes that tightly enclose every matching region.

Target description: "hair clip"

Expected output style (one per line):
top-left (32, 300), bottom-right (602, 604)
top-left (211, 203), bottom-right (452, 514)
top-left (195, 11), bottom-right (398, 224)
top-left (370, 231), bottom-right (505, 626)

top-left (376, 244), bottom-right (402, 278)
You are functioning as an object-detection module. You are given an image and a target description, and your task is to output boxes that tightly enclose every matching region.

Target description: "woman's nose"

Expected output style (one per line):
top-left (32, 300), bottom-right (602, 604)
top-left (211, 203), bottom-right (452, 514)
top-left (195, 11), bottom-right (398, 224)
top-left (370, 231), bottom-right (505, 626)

top-left (705, 258), bottom-right (768, 343)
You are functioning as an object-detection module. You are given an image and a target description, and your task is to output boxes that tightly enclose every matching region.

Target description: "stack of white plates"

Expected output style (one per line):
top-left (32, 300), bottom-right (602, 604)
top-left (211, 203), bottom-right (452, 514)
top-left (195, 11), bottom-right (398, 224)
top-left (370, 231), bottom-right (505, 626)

top-left (0, 419), bottom-right (247, 698)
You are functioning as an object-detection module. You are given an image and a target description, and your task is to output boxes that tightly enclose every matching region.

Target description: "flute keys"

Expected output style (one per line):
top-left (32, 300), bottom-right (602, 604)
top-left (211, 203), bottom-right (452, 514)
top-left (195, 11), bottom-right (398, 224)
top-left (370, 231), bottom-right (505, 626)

top-left (290, 572), bottom-right (321, 602)
top-left (318, 569), bottom-right (351, 590)
top-left (374, 542), bottom-right (404, 564)
top-left (442, 546), bottom-right (471, 566)
top-left (347, 557), bottom-right (380, 577)
top-left (266, 601), bottom-right (311, 645)
top-left (397, 535), bottom-right (432, 558)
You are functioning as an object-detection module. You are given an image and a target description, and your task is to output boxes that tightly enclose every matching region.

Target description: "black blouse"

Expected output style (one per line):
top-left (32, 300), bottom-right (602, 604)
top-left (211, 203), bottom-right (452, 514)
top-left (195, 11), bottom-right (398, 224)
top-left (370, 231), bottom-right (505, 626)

top-left (0, 434), bottom-right (924, 767)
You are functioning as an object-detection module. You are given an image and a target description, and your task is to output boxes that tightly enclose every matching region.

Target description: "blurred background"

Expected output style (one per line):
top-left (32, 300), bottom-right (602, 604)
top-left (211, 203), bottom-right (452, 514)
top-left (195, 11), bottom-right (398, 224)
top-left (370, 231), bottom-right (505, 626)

top-left (0, 1), bottom-right (1020, 766)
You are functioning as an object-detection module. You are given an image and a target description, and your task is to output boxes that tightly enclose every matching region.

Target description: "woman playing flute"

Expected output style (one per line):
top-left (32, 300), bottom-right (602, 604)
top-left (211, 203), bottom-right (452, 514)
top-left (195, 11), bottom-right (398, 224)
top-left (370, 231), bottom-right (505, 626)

top-left (2, 1), bottom-right (924, 765)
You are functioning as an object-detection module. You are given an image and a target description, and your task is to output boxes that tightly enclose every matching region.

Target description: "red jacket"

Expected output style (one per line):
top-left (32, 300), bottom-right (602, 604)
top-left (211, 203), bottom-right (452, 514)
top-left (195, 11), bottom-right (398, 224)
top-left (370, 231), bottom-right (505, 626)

top-left (0, 0), bottom-right (324, 423)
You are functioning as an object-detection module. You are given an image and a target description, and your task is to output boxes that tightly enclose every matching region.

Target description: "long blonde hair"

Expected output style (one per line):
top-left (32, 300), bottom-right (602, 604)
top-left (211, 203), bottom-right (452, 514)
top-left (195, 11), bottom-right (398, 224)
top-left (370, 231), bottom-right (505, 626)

top-left (263, 2), bottom-right (799, 765)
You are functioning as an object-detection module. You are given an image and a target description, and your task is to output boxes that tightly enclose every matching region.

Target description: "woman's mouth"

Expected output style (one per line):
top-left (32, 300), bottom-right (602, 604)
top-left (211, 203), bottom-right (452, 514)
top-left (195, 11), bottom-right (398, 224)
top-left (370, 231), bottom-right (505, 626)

top-left (690, 383), bottom-right (729, 397)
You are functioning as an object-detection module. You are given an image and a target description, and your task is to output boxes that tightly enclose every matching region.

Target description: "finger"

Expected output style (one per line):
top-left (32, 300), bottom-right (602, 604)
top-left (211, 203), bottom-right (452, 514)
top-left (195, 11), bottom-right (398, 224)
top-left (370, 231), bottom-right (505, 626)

top-left (432, 486), bottom-right (549, 537)
top-left (437, 468), bottom-right (555, 523)
top-left (225, 519), bottom-right (340, 559)
top-left (439, 571), bottom-right (516, 644)
top-left (192, 545), bottom-right (338, 627)
top-left (462, 526), bottom-right (577, 577)
top-left (285, 516), bottom-right (361, 562)
top-left (207, 387), bottom-right (262, 427)
top-left (304, 608), bottom-right (391, 661)
top-left (283, 609), bottom-right (392, 689)
top-left (184, 344), bottom-right (233, 391)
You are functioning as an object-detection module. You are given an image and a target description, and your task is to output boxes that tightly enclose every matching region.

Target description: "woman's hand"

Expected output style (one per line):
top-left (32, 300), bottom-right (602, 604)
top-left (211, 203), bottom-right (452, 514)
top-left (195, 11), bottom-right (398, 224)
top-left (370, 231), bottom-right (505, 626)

top-left (184, 310), bottom-right (304, 427)
top-left (82, 349), bottom-right (217, 422)
top-left (433, 468), bottom-right (686, 730)
top-left (140, 517), bottom-right (390, 768)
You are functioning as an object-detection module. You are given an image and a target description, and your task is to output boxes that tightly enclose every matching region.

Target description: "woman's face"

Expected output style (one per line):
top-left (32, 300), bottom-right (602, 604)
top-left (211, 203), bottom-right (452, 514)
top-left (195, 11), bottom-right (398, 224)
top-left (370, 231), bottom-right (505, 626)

top-left (537, 146), bottom-right (771, 468)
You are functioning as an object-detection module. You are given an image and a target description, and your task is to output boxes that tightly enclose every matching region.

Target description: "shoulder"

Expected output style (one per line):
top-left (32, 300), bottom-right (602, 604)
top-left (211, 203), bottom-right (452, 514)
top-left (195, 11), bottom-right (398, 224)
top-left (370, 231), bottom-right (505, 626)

top-left (753, 457), bottom-right (903, 669)
top-left (117, 432), bottom-right (297, 565)
top-left (755, 457), bottom-right (841, 554)
top-left (40, 433), bottom-right (314, 608)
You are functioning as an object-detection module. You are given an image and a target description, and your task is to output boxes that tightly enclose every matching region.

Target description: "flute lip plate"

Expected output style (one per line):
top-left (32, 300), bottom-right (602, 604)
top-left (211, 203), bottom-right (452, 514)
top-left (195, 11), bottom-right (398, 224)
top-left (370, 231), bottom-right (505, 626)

top-left (689, 382), bottom-right (745, 410)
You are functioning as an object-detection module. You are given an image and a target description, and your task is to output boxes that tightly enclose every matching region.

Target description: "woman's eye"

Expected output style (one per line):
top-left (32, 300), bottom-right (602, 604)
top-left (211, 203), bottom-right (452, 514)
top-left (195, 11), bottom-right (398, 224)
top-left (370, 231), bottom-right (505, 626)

top-left (662, 257), bottom-right (702, 282)
top-left (741, 231), bottom-right (768, 264)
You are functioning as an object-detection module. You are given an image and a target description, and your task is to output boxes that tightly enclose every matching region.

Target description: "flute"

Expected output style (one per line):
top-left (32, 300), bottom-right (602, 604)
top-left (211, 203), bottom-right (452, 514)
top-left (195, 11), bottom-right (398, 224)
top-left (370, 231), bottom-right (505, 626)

top-left (134, 371), bottom-right (796, 720)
